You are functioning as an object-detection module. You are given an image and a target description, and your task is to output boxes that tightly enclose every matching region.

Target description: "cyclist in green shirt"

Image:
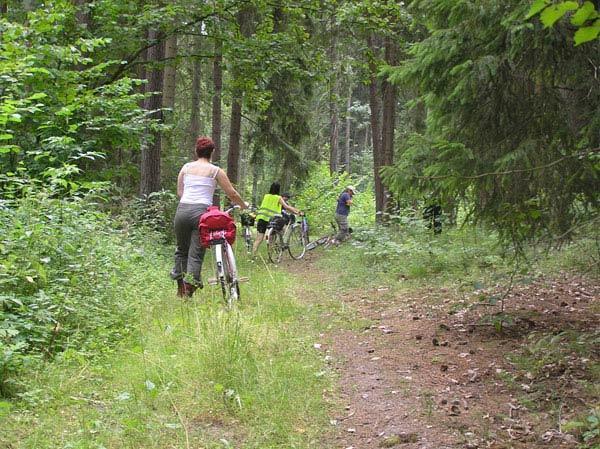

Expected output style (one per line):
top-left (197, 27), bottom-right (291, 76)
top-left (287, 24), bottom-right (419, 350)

top-left (252, 182), bottom-right (300, 256)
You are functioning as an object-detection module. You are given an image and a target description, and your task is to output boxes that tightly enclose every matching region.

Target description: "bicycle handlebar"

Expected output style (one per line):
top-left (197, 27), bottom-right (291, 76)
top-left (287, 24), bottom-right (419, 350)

top-left (225, 204), bottom-right (256, 215)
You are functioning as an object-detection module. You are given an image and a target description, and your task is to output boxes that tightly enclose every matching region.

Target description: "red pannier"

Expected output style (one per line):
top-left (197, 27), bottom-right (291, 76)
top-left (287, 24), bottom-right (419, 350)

top-left (199, 206), bottom-right (236, 248)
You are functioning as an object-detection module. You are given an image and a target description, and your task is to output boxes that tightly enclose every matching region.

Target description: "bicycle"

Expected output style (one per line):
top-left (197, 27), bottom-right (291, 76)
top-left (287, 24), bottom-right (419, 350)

top-left (306, 220), bottom-right (352, 250)
top-left (240, 209), bottom-right (256, 254)
top-left (265, 213), bottom-right (308, 263)
top-left (306, 221), bottom-right (338, 250)
top-left (205, 205), bottom-right (242, 308)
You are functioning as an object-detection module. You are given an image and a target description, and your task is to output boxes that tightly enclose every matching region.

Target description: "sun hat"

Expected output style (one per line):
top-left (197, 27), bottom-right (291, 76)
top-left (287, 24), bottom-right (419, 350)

top-left (346, 185), bottom-right (357, 194)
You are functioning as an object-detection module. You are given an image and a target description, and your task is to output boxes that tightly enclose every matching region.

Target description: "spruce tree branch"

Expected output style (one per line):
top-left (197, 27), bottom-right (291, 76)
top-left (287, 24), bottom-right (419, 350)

top-left (415, 149), bottom-right (599, 181)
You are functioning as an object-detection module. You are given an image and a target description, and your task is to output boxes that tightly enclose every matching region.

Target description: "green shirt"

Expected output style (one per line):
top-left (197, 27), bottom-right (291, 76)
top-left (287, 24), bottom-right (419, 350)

top-left (256, 194), bottom-right (282, 222)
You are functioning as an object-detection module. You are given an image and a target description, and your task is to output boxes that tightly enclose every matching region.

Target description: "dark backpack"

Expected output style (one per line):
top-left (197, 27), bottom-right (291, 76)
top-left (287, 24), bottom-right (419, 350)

top-left (268, 214), bottom-right (287, 231)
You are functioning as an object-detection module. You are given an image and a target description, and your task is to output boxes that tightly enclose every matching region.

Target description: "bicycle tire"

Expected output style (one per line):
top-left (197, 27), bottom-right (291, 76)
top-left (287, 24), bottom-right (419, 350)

top-left (267, 230), bottom-right (284, 264)
top-left (222, 243), bottom-right (240, 307)
top-left (244, 228), bottom-right (252, 254)
top-left (215, 244), bottom-right (227, 300)
top-left (287, 225), bottom-right (306, 260)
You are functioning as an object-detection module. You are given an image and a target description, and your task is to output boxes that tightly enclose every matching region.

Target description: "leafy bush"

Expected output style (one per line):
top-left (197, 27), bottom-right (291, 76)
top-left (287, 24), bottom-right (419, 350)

top-left (0, 191), bottom-right (168, 396)
top-left (127, 190), bottom-right (178, 244)
top-left (351, 222), bottom-right (504, 281)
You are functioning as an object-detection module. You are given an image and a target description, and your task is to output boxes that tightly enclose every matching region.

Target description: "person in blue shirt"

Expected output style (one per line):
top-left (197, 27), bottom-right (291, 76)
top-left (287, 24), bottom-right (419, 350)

top-left (334, 185), bottom-right (356, 243)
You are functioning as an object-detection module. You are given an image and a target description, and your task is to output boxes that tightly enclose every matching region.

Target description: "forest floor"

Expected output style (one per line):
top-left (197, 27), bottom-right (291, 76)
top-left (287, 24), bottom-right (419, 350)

top-left (289, 251), bottom-right (599, 449)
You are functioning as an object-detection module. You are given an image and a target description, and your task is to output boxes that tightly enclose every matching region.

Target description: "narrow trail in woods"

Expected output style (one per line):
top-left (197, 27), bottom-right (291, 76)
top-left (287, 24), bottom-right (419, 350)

top-left (286, 252), bottom-right (599, 449)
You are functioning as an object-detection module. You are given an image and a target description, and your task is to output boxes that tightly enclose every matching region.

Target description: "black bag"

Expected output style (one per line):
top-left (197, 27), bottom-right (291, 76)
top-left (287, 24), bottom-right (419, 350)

top-left (268, 215), bottom-right (287, 231)
top-left (241, 213), bottom-right (255, 227)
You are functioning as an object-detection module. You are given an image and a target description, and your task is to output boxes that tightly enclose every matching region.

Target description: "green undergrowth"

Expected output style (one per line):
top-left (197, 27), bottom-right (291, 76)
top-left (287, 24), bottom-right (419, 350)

top-left (1, 245), bottom-right (335, 448)
top-left (0, 191), bottom-right (170, 397)
top-left (318, 223), bottom-right (599, 295)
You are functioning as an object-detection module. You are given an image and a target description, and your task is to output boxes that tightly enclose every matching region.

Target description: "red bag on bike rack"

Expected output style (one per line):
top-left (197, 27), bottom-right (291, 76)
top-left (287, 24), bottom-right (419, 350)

top-left (199, 206), bottom-right (236, 248)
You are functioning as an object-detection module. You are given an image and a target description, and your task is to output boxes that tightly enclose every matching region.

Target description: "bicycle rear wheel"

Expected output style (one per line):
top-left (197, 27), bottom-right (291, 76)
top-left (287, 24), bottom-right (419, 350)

top-left (287, 224), bottom-right (307, 260)
top-left (222, 242), bottom-right (240, 308)
top-left (267, 230), bottom-right (284, 264)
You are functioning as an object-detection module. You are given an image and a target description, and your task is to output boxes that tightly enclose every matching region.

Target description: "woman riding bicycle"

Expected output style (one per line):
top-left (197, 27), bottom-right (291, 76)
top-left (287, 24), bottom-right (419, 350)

top-left (171, 136), bottom-right (247, 297)
top-left (252, 182), bottom-right (300, 256)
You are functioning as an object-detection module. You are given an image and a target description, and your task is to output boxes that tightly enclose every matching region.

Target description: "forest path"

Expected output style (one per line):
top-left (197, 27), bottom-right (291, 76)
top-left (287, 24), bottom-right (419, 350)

top-left (285, 251), bottom-right (598, 449)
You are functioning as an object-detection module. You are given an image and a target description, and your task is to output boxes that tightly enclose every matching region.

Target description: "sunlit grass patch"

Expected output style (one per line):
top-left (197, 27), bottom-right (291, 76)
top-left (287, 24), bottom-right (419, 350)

top-left (1, 252), bottom-right (334, 449)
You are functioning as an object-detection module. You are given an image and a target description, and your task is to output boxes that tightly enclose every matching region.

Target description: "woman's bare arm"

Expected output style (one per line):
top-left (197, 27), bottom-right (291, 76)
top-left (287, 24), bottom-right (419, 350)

top-left (215, 169), bottom-right (247, 208)
top-left (177, 168), bottom-right (185, 198)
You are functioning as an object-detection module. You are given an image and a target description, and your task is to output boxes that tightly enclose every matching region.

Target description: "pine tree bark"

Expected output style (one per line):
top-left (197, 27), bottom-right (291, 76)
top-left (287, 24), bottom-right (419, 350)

top-left (227, 98), bottom-right (242, 185)
top-left (0, 2), bottom-right (7, 14)
top-left (344, 85), bottom-right (352, 173)
top-left (368, 34), bottom-right (385, 221)
top-left (211, 38), bottom-right (223, 205)
top-left (162, 35), bottom-right (178, 110)
top-left (140, 30), bottom-right (165, 196)
top-left (189, 38), bottom-right (202, 159)
top-left (226, 7), bottom-right (252, 188)
top-left (328, 18), bottom-right (339, 175)
top-left (74, 0), bottom-right (91, 29)
top-left (380, 36), bottom-right (397, 213)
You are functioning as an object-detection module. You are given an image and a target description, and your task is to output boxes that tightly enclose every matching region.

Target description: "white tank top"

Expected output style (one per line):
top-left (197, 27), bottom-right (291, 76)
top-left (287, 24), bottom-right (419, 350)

top-left (179, 163), bottom-right (218, 205)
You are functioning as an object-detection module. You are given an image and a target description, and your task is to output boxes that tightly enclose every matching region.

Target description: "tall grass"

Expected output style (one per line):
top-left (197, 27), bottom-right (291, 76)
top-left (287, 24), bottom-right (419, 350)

top-left (1, 242), bottom-right (334, 448)
top-left (0, 191), bottom-right (170, 396)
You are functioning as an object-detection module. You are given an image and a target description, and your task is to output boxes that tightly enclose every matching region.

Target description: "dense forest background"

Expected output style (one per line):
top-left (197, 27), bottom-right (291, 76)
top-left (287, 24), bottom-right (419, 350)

top-left (1, 0), bottom-right (599, 434)
top-left (2, 0), bottom-right (597, 238)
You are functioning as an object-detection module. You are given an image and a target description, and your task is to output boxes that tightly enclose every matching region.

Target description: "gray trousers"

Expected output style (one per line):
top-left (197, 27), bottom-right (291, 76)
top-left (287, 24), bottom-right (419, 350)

top-left (171, 203), bottom-right (208, 286)
top-left (335, 213), bottom-right (350, 241)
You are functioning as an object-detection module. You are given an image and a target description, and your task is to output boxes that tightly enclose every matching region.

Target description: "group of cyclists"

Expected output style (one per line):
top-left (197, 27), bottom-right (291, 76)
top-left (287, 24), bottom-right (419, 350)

top-left (171, 136), bottom-right (355, 298)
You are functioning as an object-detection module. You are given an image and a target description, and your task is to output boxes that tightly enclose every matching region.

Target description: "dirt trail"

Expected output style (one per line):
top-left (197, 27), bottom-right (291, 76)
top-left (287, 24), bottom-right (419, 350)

top-left (289, 253), bottom-right (599, 449)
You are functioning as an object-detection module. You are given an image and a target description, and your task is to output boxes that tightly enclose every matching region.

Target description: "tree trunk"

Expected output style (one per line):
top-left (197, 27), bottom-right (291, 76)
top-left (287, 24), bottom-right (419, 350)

top-left (22, 0), bottom-right (34, 12)
top-left (368, 34), bottom-right (384, 222)
top-left (140, 30), bottom-right (165, 196)
top-left (251, 150), bottom-right (262, 206)
top-left (227, 97), bottom-right (242, 185)
top-left (0, 2), bottom-right (7, 14)
top-left (344, 85), bottom-right (352, 173)
top-left (189, 39), bottom-right (202, 159)
top-left (211, 38), bottom-right (223, 205)
top-left (161, 34), bottom-right (177, 155)
top-left (328, 18), bottom-right (339, 174)
top-left (74, 0), bottom-right (91, 29)
top-left (162, 35), bottom-right (178, 110)
top-left (330, 106), bottom-right (339, 174)
top-left (226, 7), bottom-right (252, 188)
top-left (380, 36), bottom-right (397, 214)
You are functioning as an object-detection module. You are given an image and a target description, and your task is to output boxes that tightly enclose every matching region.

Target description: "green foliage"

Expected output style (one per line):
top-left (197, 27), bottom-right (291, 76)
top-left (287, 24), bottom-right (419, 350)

top-left (383, 0), bottom-right (600, 246)
top-left (350, 222), bottom-right (506, 283)
top-left (0, 3), bottom-right (147, 193)
top-left (564, 408), bottom-right (600, 447)
top-left (128, 190), bottom-right (179, 244)
top-left (0, 251), bottom-right (333, 448)
top-left (0, 191), bottom-right (167, 396)
top-left (295, 162), bottom-right (375, 233)
top-left (527, 0), bottom-right (600, 45)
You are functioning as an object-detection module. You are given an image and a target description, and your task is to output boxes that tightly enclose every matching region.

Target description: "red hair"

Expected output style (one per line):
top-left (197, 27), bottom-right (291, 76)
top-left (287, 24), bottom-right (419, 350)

top-left (195, 136), bottom-right (215, 159)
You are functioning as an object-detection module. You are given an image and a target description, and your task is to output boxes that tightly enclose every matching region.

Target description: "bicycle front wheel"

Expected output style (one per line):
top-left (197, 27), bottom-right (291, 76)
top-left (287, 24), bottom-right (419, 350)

top-left (287, 225), bottom-right (307, 260)
top-left (244, 227), bottom-right (252, 254)
top-left (267, 230), bottom-right (284, 264)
